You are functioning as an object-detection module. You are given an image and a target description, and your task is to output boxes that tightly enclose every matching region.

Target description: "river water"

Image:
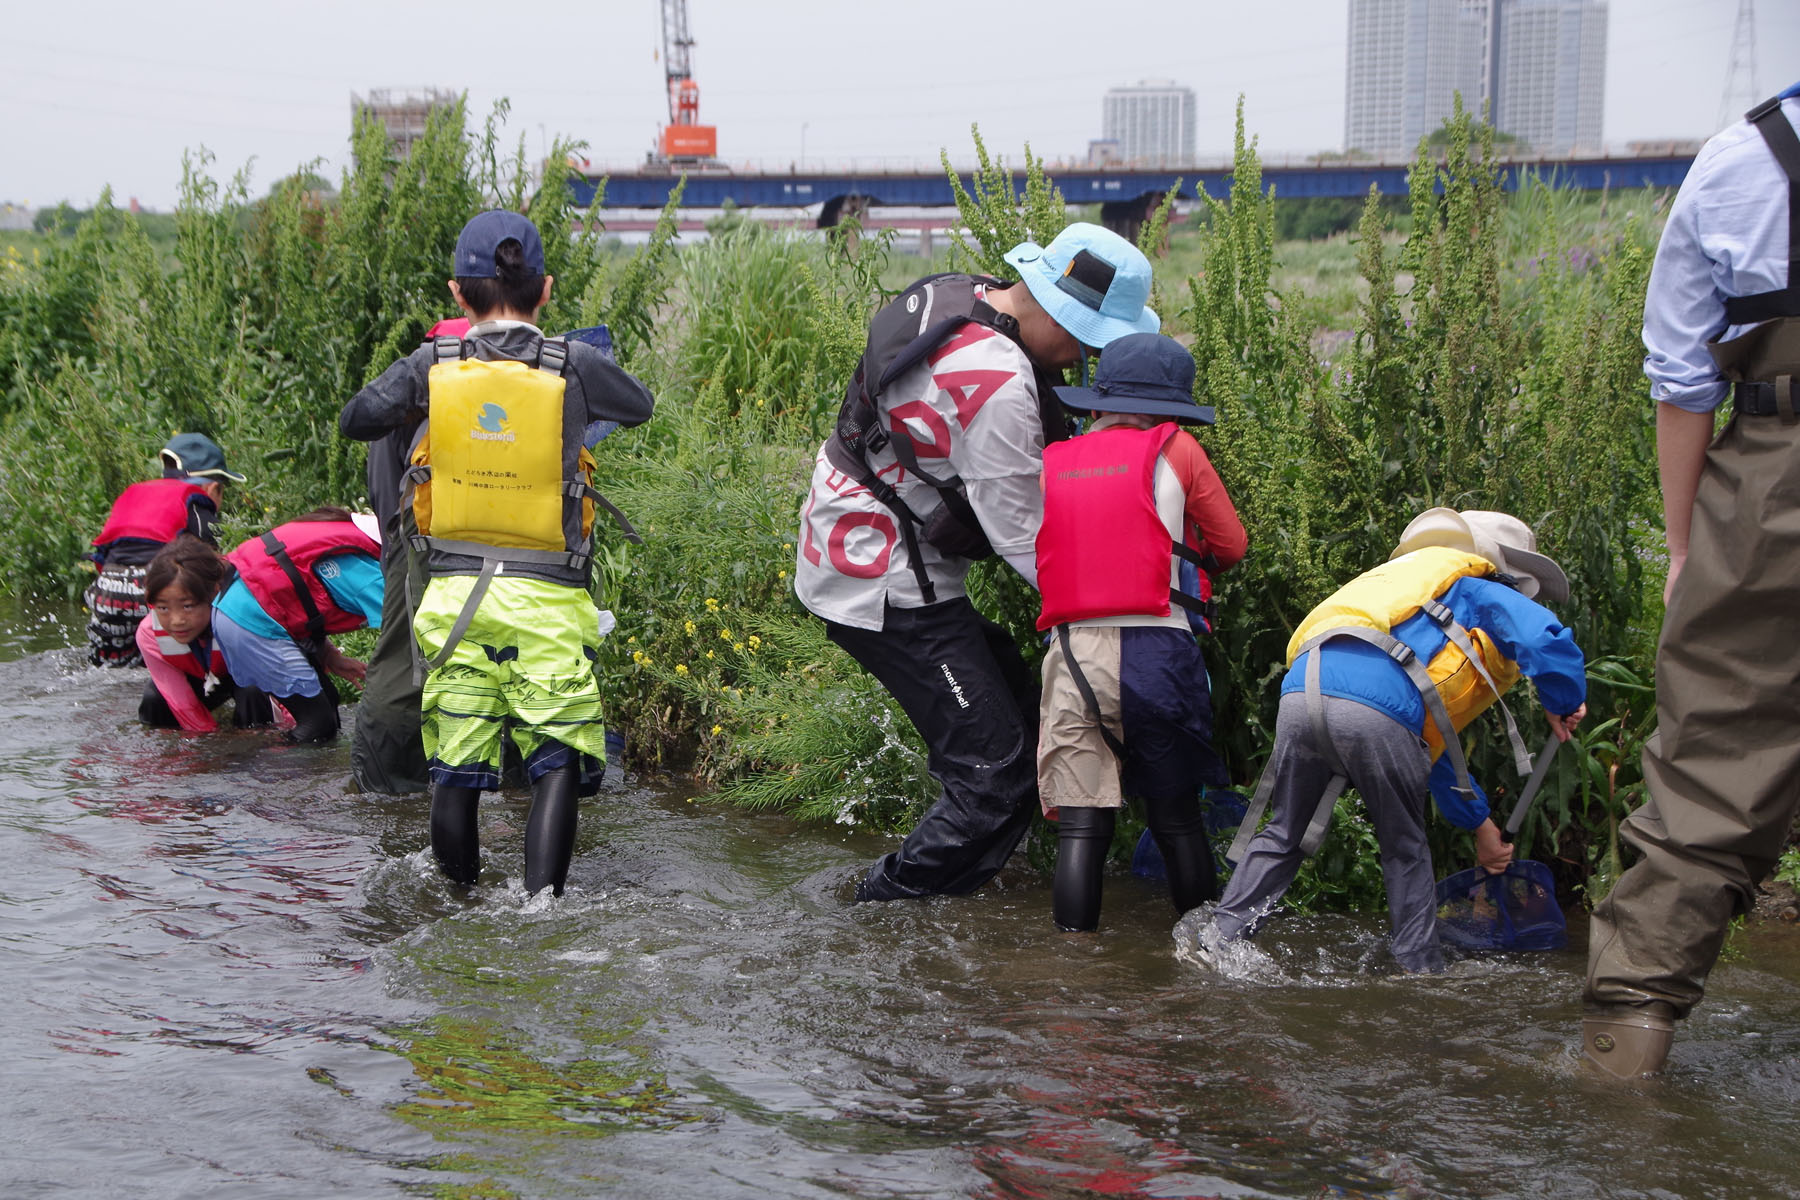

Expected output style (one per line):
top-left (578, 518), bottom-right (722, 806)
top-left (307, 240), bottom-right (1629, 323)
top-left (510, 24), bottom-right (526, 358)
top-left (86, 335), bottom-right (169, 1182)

top-left (3, 596), bottom-right (1798, 1199)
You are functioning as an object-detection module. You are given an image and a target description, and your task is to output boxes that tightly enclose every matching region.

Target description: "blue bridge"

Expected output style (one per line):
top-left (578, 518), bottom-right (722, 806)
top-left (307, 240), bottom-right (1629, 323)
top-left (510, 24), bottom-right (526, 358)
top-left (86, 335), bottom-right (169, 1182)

top-left (569, 154), bottom-right (1693, 234)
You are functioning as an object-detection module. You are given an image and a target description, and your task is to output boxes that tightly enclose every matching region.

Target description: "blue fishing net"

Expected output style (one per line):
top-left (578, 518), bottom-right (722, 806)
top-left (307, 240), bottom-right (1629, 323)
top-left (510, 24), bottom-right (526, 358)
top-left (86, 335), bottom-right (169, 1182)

top-left (1434, 860), bottom-right (1567, 952)
top-left (1131, 788), bottom-right (1249, 879)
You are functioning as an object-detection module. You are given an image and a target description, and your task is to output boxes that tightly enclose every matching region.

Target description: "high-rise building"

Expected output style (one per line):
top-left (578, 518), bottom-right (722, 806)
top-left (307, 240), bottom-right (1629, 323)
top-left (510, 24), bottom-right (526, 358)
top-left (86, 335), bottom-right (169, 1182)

top-left (1101, 81), bottom-right (1197, 167)
top-left (351, 88), bottom-right (458, 160)
top-left (1345, 0), bottom-right (1605, 155)
top-left (1494, 0), bottom-right (1607, 152)
top-left (1346, 0), bottom-right (1487, 153)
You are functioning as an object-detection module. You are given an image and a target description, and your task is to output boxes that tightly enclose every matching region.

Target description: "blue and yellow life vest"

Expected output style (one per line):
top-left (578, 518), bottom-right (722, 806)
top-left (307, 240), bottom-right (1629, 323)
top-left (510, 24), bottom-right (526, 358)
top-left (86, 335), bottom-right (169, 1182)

top-left (1227, 545), bottom-right (1534, 866)
top-left (407, 336), bottom-right (606, 570)
top-left (400, 335), bottom-right (639, 679)
top-left (1289, 546), bottom-right (1521, 760)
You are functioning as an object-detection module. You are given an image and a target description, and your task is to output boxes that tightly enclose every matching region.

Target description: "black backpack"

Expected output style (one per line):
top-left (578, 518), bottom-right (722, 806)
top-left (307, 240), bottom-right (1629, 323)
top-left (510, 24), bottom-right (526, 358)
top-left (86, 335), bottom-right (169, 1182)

top-left (823, 274), bottom-right (1069, 603)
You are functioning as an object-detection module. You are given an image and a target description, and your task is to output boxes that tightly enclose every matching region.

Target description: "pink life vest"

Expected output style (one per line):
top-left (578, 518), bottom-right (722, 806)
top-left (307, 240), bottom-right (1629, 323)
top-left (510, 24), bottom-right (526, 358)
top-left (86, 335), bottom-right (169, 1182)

top-left (1037, 423), bottom-right (1196, 630)
top-left (93, 479), bottom-right (211, 549)
top-left (225, 520), bottom-right (380, 641)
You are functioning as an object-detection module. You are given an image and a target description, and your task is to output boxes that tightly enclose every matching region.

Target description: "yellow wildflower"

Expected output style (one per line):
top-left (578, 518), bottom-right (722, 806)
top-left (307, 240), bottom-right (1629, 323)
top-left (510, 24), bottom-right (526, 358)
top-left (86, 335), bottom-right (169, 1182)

top-left (719, 628), bottom-right (733, 641)
top-left (778, 570), bottom-right (788, 581)
top-left (704, 597), bottom-right (720, 612)
top-left (733, 642), bottom-right (745, 653)
top-left (747, 635), bottom-right (762, 650)
top-left (711, 724), bottom-right (723, 735)
top-left (675, 664), bottom-right (689, 676)
top-left (684, 620), bottom-right (696, 635)
top-left (705, 650), bottom-right (715, 659)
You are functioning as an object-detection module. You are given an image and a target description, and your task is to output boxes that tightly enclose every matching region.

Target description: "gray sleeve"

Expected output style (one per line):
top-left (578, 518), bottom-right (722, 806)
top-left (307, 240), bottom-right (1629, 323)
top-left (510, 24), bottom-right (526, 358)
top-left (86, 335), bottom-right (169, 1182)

top-left (569, 344), bottom-right (656, 428)
top-left (339, 348), bottom-right (430, 442)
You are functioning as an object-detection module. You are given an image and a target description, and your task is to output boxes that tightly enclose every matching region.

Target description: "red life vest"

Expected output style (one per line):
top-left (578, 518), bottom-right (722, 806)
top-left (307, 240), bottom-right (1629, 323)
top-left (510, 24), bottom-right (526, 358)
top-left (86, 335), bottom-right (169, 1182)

top-left (226, 520), bottom-right (380, 641)
top-left (1038, 422), bottom-right (1203, 630)
top-left (93, 479), bottom-right (211, 548)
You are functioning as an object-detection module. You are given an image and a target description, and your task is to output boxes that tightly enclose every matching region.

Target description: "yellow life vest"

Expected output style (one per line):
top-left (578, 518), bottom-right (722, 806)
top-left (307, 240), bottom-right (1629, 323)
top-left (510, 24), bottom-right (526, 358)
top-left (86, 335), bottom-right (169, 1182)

top-left (407, 336), bottom-right (599, 566)
top-left (1288, 546), bottom-right (1521, 758)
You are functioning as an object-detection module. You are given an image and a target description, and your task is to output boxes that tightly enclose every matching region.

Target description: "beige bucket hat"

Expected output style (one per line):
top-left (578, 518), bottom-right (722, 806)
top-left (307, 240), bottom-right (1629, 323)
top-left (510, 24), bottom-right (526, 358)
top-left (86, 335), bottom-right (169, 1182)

top-left (1391, 507), bottom-right (1569, 604)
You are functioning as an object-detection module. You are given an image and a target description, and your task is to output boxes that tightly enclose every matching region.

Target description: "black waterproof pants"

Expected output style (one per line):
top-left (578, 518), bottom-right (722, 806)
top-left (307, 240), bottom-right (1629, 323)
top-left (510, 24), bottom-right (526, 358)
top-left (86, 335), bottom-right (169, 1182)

top-left (827, 598), bottom-right (1040, 901)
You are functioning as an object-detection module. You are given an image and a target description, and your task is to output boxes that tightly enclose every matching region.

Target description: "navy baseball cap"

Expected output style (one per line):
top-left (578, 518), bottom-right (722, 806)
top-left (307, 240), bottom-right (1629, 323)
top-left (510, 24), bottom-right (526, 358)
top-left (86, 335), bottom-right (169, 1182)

top-left (453, 210), bottom-right (545, 278)
top-left (1054, 333), bottom-right (1214, 424)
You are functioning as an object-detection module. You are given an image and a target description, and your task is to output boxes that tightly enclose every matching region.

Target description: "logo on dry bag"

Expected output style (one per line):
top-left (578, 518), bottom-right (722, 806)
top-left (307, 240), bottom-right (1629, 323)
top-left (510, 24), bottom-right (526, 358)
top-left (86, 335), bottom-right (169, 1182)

top-left (470, 403), bottom-right (516, 443)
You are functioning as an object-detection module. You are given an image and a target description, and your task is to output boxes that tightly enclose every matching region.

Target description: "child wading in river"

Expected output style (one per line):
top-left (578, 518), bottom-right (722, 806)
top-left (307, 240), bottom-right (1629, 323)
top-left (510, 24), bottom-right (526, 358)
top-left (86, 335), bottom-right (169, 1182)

top-left (87, 433), bottom-right (243, 668)
top-left (1033, 333), bottom-right (1247, 931)
top-left (338, 210), bottom-right (655, 896)
top-left (135, 535), bottom-right (271, 732)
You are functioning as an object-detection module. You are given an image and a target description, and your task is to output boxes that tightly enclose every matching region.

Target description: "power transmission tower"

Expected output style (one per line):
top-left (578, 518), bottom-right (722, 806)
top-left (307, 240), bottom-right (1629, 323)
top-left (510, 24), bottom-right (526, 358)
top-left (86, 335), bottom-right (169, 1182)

top-left (1719, 0), bottom-right (1760, 129)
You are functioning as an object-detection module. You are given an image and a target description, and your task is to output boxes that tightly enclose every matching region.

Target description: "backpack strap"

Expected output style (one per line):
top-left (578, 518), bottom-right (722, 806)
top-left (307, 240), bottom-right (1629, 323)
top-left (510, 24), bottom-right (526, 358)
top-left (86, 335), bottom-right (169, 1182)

top-left (421, 559), bottom-right (501, 677)
top-left (432, 335), bottom-right (469, 365)
top-left (1420, 598), bottom-right (1533, 776)
top-left (1226, 626), bottom-right (1477, 866)
top-left (1724, 97), bottom-right (1800, 326)
top-left (1054, 624), bottom-right (1127, 762)
top-left (259, 531), bottom-right (327, 643)
top-left (537, 336), bottom-right (569, 377)
top-left (567, 480), bottom-right (643, 544)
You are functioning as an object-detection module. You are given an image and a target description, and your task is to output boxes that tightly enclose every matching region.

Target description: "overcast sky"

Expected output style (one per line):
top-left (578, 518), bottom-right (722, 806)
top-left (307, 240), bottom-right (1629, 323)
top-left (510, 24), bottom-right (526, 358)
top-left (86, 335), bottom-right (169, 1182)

top-left (4, 0), bottom-right (1796, 210)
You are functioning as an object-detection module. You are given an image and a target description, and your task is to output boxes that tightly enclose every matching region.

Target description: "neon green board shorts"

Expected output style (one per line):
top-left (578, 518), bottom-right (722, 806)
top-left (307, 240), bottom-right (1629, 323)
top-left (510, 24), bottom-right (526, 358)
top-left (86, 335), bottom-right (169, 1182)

top-left (414, 574), bottom-right (609, 790)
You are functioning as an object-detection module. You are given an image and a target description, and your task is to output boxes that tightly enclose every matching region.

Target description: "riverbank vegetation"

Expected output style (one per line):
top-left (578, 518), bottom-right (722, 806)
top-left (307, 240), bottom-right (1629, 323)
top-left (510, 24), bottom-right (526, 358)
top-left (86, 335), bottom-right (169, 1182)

top-left (0, 96), bottom-right (1687, 909)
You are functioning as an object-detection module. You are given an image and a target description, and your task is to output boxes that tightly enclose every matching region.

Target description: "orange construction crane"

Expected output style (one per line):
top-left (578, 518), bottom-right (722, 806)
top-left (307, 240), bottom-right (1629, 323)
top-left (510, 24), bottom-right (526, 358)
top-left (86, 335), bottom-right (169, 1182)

top-left (657, 0), bottom-right (717, 162)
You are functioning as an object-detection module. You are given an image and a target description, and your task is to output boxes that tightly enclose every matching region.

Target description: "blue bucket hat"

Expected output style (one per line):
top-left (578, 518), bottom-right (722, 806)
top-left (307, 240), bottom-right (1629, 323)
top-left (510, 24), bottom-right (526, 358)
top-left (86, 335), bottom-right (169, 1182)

top-left (1003, 222), bottom-right (1159, 348)
top-left (453, 210), bottom-right (545, 279)
top-left (1053, 333), bottom-right (1213, 424)
top-left (159, 432), bottom-right (246, 483)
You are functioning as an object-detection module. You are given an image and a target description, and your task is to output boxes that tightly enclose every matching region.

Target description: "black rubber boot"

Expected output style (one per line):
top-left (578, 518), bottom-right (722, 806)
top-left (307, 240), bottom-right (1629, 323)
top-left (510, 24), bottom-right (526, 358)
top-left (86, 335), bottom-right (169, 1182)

top-left (430, 785), bottom-right (482, 887)
top-left (524, 763), bottom-right (581, 897)
top-left (279, 688), bottom-right (341, 743)
top-left (1145, 792), bottom-right (1218, 914)
top-left (1053, 806), bottom-right (1117, 932)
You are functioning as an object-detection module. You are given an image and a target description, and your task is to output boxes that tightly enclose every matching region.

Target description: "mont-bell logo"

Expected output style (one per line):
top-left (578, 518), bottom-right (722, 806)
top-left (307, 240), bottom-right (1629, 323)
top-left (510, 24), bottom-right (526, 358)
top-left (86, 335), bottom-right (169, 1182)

top-left (470, 403), bottom-right (516, 442)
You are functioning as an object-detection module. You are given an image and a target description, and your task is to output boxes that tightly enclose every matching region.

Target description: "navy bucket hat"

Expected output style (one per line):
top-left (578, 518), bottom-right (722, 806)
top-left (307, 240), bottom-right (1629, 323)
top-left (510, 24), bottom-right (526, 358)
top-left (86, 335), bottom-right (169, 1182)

top-left (1054, 333), bottom-right (1213, 424)
top-left (453, 210), bottom-right (545, 278)
top-left (1003, 223), bottom-right (1159, 348)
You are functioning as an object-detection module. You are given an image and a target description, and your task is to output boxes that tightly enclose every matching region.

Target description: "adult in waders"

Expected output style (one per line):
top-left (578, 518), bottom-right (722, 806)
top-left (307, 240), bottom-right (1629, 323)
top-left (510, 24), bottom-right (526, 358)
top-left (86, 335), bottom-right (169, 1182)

top-left (339, 211), bottom-right (655, 896)
top-left (1196, 509), bottom-right (1587, 973)
top-left (1583, 84), bottom-right (1800, 1078)
top-left (340, 315), bottom-right (467, 795)
top-left (794, 222), bottom-right (1160, 902)
top-left (1032, 334), bottom-right (1246, 931)
top-left (85, 433), bottom-right (243, 668)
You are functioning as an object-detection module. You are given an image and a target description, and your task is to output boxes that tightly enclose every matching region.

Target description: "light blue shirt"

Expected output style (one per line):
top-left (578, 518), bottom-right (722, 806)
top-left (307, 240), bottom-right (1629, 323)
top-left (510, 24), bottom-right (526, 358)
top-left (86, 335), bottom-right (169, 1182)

top-left (1643, 89), bottom-right (1800, 414)
top-left (214, 552), bottom-right (384, 640)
